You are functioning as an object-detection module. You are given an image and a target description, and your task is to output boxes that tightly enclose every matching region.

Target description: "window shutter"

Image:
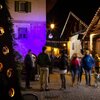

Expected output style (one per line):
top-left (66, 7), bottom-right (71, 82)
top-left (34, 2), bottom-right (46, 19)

top-left (25, 2), bottom-right (31, 12)
top-left (15, 1), bottom-right (19, 12)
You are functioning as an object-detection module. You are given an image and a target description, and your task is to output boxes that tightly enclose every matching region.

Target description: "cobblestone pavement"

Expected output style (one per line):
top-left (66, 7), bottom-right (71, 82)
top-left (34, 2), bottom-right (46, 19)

top-left (21, 72), bottom-right (100, 100)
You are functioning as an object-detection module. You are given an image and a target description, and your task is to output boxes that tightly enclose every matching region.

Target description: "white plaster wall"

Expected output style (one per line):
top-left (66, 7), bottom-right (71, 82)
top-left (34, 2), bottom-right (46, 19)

top-left (70, 35), bottom-right (82, 58)
top-left (8, 0), bottom-right (46, 21)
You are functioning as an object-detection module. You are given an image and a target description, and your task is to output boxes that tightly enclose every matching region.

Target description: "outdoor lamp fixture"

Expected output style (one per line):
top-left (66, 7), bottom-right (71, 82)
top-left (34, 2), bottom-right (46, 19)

top-left (50, 23), bottom-right (55, 29)
top-left (63, 43), bottom-right (66, 47)
top-left (48, 23), bottom-right (55, 39)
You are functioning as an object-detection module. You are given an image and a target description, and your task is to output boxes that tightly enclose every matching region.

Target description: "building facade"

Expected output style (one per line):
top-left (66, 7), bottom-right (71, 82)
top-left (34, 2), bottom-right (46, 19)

top-left (8, 0), bottom-right (46, 57)
top-left (60, 11), bottom-right (87, 58)
top-left (83, 7), bottom-right (100, 55)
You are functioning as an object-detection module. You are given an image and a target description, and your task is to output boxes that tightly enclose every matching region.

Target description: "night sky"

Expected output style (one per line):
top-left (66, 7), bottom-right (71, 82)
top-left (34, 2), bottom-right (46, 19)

top-left (47, 0), bottom-right (100, 34)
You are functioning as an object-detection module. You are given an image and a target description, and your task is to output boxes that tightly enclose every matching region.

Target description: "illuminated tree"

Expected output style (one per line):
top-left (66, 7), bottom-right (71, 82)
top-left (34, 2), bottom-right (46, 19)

top-left (0, 0), bottom-right (23, 99)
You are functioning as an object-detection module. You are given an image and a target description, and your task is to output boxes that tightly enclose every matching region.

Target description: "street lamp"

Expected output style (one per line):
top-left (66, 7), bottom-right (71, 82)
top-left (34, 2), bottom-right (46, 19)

top-left (63, 43), bottom-right (66, 47)
top-left (47, 23), bottom-right (56, 55)
top-left (50, 23), bottom-right (55, 30)
top-left (48, 23), bottom-right (55, 39)
top-left (63, 43), bottom-right (67, 52)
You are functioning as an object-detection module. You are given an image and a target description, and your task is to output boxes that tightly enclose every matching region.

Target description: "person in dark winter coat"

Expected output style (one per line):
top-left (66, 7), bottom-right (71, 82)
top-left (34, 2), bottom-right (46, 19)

top-left (82, 50), bottom-right (95, 86)
top-left (24, 50), bottom-right (33, 88)
top-left (59, 50), bottom-right (68, 89)
top-left (37, 46), bottom-right (50, 91)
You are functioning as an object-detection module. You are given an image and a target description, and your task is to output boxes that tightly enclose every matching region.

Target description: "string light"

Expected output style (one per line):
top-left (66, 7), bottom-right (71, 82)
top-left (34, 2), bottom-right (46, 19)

top-left (47, 40), bottom-right (67, 43)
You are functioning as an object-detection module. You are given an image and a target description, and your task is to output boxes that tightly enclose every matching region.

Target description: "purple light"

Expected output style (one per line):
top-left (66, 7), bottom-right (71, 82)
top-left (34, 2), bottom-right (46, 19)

top-left (14, 21), bottom-right (46, 58)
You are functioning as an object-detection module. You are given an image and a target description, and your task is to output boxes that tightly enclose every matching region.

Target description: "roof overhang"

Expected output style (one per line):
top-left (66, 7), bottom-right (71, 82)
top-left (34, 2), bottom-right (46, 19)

top-left (82, 7), bottom-right (100, 40)
top-left (60, 11), bottom-right (88, 38)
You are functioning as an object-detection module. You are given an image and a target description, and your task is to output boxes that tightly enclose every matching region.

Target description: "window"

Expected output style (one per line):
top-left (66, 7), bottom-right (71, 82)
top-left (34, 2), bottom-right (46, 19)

top-left (15, 1), bottom-right (31, 12)
top-left (18, 27), bottom-right (28, 39)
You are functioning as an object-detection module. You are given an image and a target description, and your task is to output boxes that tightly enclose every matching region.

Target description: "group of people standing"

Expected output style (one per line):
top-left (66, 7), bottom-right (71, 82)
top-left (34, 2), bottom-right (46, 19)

top-left (70, 50), bottom-right (95, 87)
top-left (70, 50), bottom-right (100, 87)
top-left (24, 47), bottom-right (100, 91)
top-left (24, 47), bottom-right (51, 90)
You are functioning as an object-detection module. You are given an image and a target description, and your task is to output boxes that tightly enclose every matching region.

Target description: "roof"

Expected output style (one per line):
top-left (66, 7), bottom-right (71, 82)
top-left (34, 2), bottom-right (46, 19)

top-left (60, 11), bottom-right (88, 40)
top-left (82, 7), bottom-right (100, 39)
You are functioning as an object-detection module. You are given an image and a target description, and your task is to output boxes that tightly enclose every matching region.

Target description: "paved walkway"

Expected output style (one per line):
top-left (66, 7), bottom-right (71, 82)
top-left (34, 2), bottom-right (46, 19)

top-left (21, 72), bottom-right (100, 100)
